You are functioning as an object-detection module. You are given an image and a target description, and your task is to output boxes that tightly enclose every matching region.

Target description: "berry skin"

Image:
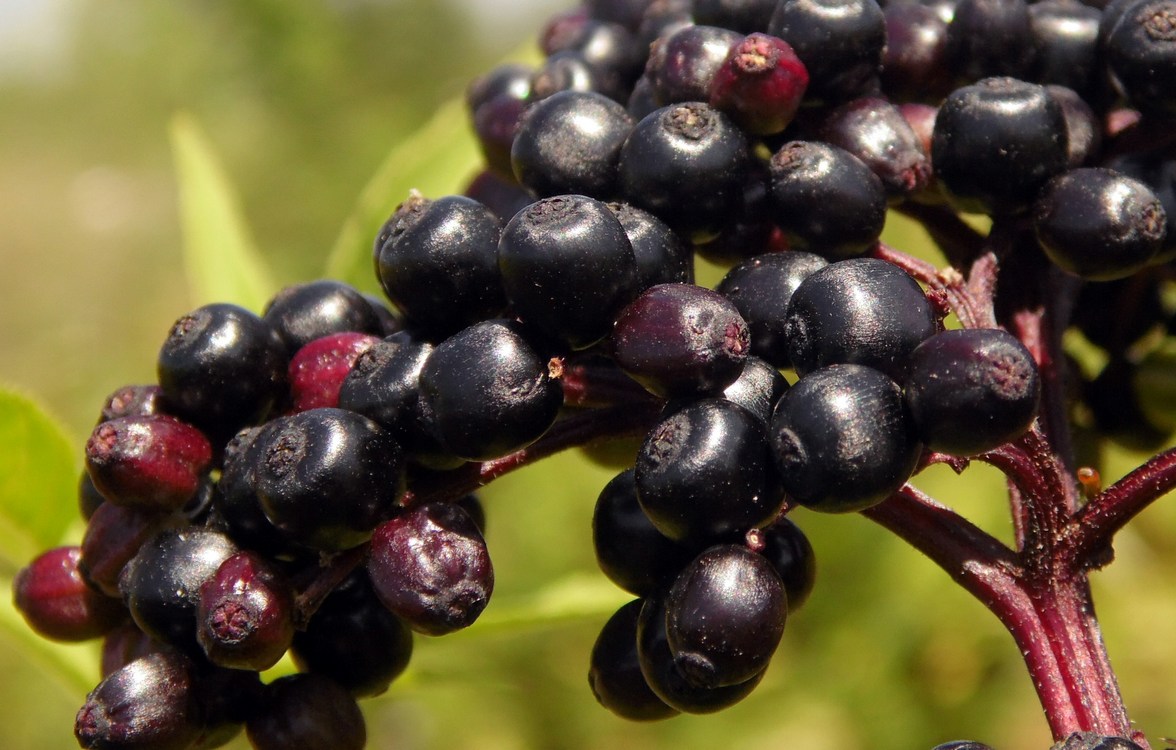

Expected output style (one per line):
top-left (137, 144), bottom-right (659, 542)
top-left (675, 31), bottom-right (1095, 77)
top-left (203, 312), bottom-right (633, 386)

top-left (375, 193), bottom-right (506, 337)
top-left (254, 407), bottom-right (405, 552)
top-left (14, 546), bottom-right (126, 642)
top-left (717, 251), bottom-right (829, 368)
top-left (98, 384), bottom-right (164, 424)
top-left (819, 96), bottom-right (933, 201)
top-left (756, 516), bottom-right (817, 612)
top-left (196, 551), bottom-right (294, 672)
top-left (588, 599), bottom-right (679, 721)
top-left (607, 201), bottom-right (695, 288)
top-left (718, 356), bottom-right (791, 428)
top-left (617, 102), bottom-right (751, 241)
top-left (593, 469), bottom-right (695, 596)
top-left (1104, 0), bottom-right (1176, 118)
top-left (709, 33), bottom-right (809, 136)
top-left (944, 0), bottom-right (1038, 82)
top-left (767, 0), bottom-right (887, 104)
top-left (904, 328), bottom-right (1041, 456)
top-left (498, 194), bottom-right (641, 349)
top-left (85, 415), bottom-right (212, 512)
top-left (157, 303), bottom-right (288, 442)
top-left (646, 25), bottom-right (745, 105)
top-left (784, 257), bottom-right (938, 380)
top-left (245, 674), bottom-right (366, 750)
top-left (664, 544), bottom-right (787, 688)
top-left (511, 90), bottom-right (635, 198)
top-left (285, 331), bottom-right (380, 412)
top-left (636, 398), bottom-right (784, 545)
top-left (881, 2), bottom-right (952, 102)
top-left (767, 141), bottom-right (888, 259)
top-left (1029, 0), bottom-right (1102, 95)
top-left (610, 283), bottom-right (751, 399)
top-left (367, 502), bottom-right (494, 636)
top-left (418, 319), bottom-right (564, 461)
top-left (1033, 167), bottom-right (1167, 281)
top-left (79, 502), bottom-right (172, 598)
top-left (118, 528), bottom-right (239, 655)
top-left (75, 652), bottom-right (202, 750)
top-left (770, 364), bottom-right (921, 512)
top-left (262, 279), bottom-right (385, 355)
top-left (931, 77), bottom-right (1069, 216)
top-left (291, 573), bottom-right (414, 698)
top-left (636, 592), bottom-right (765, 713)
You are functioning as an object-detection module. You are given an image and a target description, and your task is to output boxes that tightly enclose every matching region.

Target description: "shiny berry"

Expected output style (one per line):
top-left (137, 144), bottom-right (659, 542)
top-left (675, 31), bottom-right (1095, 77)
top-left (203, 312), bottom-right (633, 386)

top-left (246, 674), bottom-right (366, 750)
top-left (262, 279), bottom-right (384, 355)
top-left (286, 332), bottom-right (379, 412)
top-left (85, 415), bottom-right (212, 512)
top-left (75, 652), bottom-right (202, 750)
top-left (588, 599), bottom-right (679, 721)
top-left (196, 552), bottom-right (294, 671)
top-left (14, 546), bottom-right (125, 642)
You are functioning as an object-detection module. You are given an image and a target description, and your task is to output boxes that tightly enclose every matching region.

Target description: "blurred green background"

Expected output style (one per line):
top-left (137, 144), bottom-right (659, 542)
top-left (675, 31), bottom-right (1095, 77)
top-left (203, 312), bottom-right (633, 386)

top-left (2, 2), bottom-right (1175, 748)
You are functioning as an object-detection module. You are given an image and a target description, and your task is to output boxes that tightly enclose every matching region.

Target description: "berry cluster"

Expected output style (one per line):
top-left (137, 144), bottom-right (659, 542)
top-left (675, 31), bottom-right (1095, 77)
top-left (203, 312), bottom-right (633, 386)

top-left (12, 0), bottom-right (1176, 746)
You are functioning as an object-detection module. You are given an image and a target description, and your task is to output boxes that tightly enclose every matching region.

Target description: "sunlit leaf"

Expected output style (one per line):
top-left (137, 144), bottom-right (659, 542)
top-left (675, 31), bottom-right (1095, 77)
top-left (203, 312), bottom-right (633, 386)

top-left (0, 577), bottom-right (99, 698)
top-left (170, 112), bottom-right (277, 312)
top-left (324, 95), bottom-right (483, 291)
top-left (0, 389), bottom-right (79, 570)
top-left (451, 572), bottom-right (629, 639)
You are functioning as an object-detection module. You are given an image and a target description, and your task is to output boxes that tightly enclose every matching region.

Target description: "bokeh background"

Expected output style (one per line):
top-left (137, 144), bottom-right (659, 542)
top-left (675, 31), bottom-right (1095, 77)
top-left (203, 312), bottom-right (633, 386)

top-left (2, 2), bottom-right (1175, 748)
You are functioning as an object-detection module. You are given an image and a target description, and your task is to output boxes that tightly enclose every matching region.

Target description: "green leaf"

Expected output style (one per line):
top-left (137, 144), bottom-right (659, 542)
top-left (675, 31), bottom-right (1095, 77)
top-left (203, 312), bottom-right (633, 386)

top-left (324, 95), bottom-right (483, 291)
top-left (451, 572), bottom-right (629, 639)
top-left (0, 388), bottom-right (79, 570)
top-left (170, 112), bottom-right (277, 311)
top-left (0, 577), bottom-right (99, 698)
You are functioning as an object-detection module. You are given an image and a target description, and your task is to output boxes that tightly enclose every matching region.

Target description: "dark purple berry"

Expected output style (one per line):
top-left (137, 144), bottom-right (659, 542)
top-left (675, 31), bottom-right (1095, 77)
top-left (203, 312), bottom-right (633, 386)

top-left (291, 573), bottom-right (413, 697)
top-left (75, 652), bottom-right (202, 750)
top-left (606, 202), bottom-right (695, 288)
top-left (784, 258), bottom-right (938, 380)
top-left (611, 283), bottom-right (751, 399)
top-left (511, 90), bottom-right (635, 198)
top-left (664, 544), bottom-right (786, 688)
top-left (157, 303), bottom-right (288, 442)
top-left (498, 195), bottom-right (640, 349)
top-left (617, 102), bottom-right (751, 241)
top-left (636, 591), bottom-right (765, 713)
top-left (14, 546), bottom-right (125, 642)
top-left (767, 0), bottom-right (886, 104)
top-left (98, 384), bottom-right (164, 424)
top-left (118, 528), bottom-right (239, 654)
top-left (593, 469), bottom-right (696, 595)
top-left (770, 364), bottom-right (921, 512)
top-left (719, 357), bottom-right (790, 427)
top-left (375, 193), bottom-right (506, 337)
top-left (1104, 0), bottom-right (1176, 118)
top-left (881, 2), bottom-right (953, 102)
top-left (80, 503), bottom-right (171, 598)
top-left (254, 408), bottom-right (405, 552)
top-left (931, 77), bottom-right (1069, 216)
top-left (196, 552), bottom-right (294, 671)
top-left (588, 599), bottom-right (679, 721)
top-left (367, 502), bottom-right (494, 636)
top-left (819, 96), bottom-right (933, 201)
top-left (262, 279), bottom-right (384, 355)
top-left (636, 398), bottom-right (784, 544)
top-left (693, 0), bottom-right (778, 32)
top-left (418, 319), bottom-right (564, 461)
top-left (463, 169), bottom-right (534, 224)
top-left (1033, 167), bottom-right (1167, 281)
top-left (757, 516), bottom-right (817, 612)
top-left (767, 141), bottom-right (888, 259)
top-left (646, 25), bottom-right (745, 105)
top-left (246, 674), bottom-right (366, 750)
top-left (717, 251), bottom-right (829, 368)
top-left (904, 328), bottom-right (1041, 455)
top-left (1029, 0), bottom-right (1101, 95)
top-left (213, 424), bottom-right (296, 558)
top-left (944, 0), bottom-right (1038, 82)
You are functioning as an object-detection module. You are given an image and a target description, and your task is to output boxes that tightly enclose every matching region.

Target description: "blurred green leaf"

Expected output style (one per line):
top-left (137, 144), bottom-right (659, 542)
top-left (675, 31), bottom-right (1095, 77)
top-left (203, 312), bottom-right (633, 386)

top-left (0, 578), bottom-right (99, 698)
top-left (325, 95), bottom-right (482, 291)
top-left (171, 112), bottom-right (277, 312)
top-left (454, 572), bottom-right (629, 638)
top-left (0, 389), bottom-right (78, 570)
